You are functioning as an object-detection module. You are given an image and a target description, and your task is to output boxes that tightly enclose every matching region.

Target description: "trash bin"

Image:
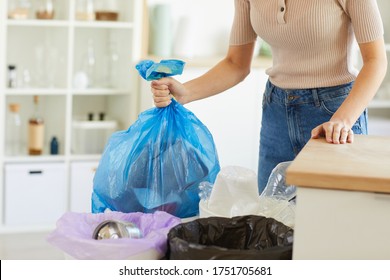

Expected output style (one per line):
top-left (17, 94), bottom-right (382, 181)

top-left (167, 215), bottom-right (293, 260)
top-left (198, 163), bottom-right (297, 228)
top-left (47, 210), bottom-right (181, 260)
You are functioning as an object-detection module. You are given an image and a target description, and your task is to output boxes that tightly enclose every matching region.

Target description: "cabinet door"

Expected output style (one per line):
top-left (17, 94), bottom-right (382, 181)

top-left (70, 161), bottom-right (99, 213)
top-left (4, 163), bottom-right (67, 226)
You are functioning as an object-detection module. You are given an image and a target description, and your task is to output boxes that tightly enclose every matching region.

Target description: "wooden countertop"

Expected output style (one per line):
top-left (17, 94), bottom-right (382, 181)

top-left (286, 135), bottom-right (390, 193)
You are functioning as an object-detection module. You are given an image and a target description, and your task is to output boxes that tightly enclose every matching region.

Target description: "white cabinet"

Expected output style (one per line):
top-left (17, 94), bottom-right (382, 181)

top-left (70, 161), bottom-right (98, 213)
top-left (286, 136), bottom-right (390, 259)
top-left (4, 163), bottom-right (66, 226)
top-left (0, 0), bottom-right (145, 230)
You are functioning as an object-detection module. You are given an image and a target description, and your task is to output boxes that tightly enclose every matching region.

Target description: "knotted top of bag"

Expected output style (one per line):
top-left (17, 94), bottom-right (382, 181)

top-left (136, 59), bottom-right (185, 81)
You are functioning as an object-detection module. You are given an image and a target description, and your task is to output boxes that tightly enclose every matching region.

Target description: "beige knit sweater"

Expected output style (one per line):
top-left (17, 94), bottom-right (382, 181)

top-left (230, 0), bottom-right (384, 89)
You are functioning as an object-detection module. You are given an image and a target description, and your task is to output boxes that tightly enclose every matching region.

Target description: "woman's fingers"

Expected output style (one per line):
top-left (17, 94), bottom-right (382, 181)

top-left (311, 122), bottom-right (354, 144)
top-left (151, 80), bottom-right (172, 107)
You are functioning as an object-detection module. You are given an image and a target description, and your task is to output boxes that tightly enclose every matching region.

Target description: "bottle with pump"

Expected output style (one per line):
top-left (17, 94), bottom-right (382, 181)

top-left (8, 65), bottom-right (17, 88)
top-left (28, 95), bottom-right (45, 155)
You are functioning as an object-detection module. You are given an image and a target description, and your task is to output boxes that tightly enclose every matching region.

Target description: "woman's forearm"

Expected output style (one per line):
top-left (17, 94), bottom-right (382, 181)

top-left (182, 43), bottom-right (255, 104)
top-left (331, 38), bottom-right (388, 127)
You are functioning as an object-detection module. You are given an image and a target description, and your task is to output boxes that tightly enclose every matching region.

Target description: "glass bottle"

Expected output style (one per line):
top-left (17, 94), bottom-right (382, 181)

top-left (82, 39), bottom-right (96, 88)
top-left (7, 103), bottom-right (22, 156)
top-left (50, 136), bottom-right (59, 155)
top-left (75, 0), bottom-right (95, 21)
top-left (104, 40), bottom-right (120, 88)
top-left (8, 0), bottom-right (32, 20)
top-left (28, 95), bottom-right (45, 155)
top-left (36, 0), bottom-right (55, 20)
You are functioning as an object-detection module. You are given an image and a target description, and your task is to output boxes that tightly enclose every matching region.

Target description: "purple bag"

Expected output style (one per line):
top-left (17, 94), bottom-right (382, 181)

top-left (47, 211), bottom-right (181, 260)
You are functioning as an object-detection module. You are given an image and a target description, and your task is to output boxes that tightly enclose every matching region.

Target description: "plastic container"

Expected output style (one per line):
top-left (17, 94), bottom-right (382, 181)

top-left (94, 0), bottom-right (119, 21)
top-left (72, 120), bottom-right (117, 154)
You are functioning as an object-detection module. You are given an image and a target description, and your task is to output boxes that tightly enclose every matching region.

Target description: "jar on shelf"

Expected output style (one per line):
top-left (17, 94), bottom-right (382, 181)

top-left (7, 65), bottom-right (17, 88)
top-left (36, 0), bottom-right (55, 20)
top-left (8, 0), bottom-right (32, 20)
top-left (94, 0), bottom-right (119, 21)
top-left (75, 0), bottom-right (95, 21)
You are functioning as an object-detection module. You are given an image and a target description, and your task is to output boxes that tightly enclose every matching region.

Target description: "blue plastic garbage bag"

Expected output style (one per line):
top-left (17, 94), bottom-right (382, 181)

top-left (135, 59), bottom-right (185, 81)
top-left (92, 59), bottom-right (220, 218)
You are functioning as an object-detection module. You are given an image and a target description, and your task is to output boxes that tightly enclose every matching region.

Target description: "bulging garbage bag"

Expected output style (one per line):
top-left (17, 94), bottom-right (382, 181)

top-left (199, 163), bottom-right (296, 228)
top-left (47, 211), bottom-right (181, 260)
top-left (168, 215), bottom-right (293, 260)
top-left (91, 59), bottom-right (220, 218)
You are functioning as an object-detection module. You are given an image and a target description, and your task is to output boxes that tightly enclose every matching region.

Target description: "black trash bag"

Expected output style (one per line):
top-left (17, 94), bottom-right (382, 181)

top-left (167, 215), bottom-right (293, 260)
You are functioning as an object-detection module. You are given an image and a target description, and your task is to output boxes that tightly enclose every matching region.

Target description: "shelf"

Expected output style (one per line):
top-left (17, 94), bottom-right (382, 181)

top-left (6, 19), bottom-right (135, 29)
top-left (70, 155), bottom-right (102, 161)
top-left (5, 88), bottom-right (68, 95)
top-left (4, 88), bottom-right (133, 96)
top-left (71, 88), bottom-right (132, 95)
top-left (72, 120), bottom-right (117, 130)
top-left (6, 19), bottom-right (69, 27)
top-left (5, 154), bottom-right (104, 162)
top-left (3, 154), bottom-right (105, 163)
top-left (3, 155), bottom-right (66, 163)
top-left (74, 21), bottom-right (134, 29)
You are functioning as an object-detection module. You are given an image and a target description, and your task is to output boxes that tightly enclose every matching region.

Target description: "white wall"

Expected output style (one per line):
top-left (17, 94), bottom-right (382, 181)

top-left (147, 0), bottom-right (234, 57)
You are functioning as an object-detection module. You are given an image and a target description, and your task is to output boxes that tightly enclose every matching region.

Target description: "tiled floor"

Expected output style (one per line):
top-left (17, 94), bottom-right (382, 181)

top-left (0, 231), bottom-right (65, 260)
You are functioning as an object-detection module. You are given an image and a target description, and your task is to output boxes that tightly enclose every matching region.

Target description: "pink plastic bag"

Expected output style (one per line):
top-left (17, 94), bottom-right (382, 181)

top-left (47, 211), bottom-right (181, 260)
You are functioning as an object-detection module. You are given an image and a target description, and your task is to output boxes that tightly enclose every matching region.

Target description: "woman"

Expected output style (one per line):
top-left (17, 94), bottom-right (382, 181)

top-left (151, 0), bottom-right (387, 193)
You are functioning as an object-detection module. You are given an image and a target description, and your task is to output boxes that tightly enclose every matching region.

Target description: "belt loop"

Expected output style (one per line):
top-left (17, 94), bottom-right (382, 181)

top-left (267, 80), bottom-right (275, 103)
top-left (312, 89), bottom-right (320, 107)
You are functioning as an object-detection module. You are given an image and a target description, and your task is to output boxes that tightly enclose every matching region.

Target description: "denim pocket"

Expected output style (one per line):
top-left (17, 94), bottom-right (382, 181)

top-left (351, 109), bottom-right (368, 135)
top-left (318, 83), bottom-right (352, 116)
top-left (320, 93), bottom-right (348, 116)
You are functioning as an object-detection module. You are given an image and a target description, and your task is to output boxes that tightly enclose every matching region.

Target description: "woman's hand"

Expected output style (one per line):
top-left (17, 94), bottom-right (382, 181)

top-left (311, 120), bottom-right (354, 144)
top-left (151, 77), bottom-right (189, 107)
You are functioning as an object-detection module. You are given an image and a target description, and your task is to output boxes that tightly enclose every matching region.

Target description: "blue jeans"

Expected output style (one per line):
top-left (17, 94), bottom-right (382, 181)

top-left (258, 80), bottom-right (368, 194)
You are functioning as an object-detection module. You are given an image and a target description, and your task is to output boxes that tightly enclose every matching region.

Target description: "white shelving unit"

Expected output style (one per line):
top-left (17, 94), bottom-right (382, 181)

top-left (0, 0), bottom-right (145, 232)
